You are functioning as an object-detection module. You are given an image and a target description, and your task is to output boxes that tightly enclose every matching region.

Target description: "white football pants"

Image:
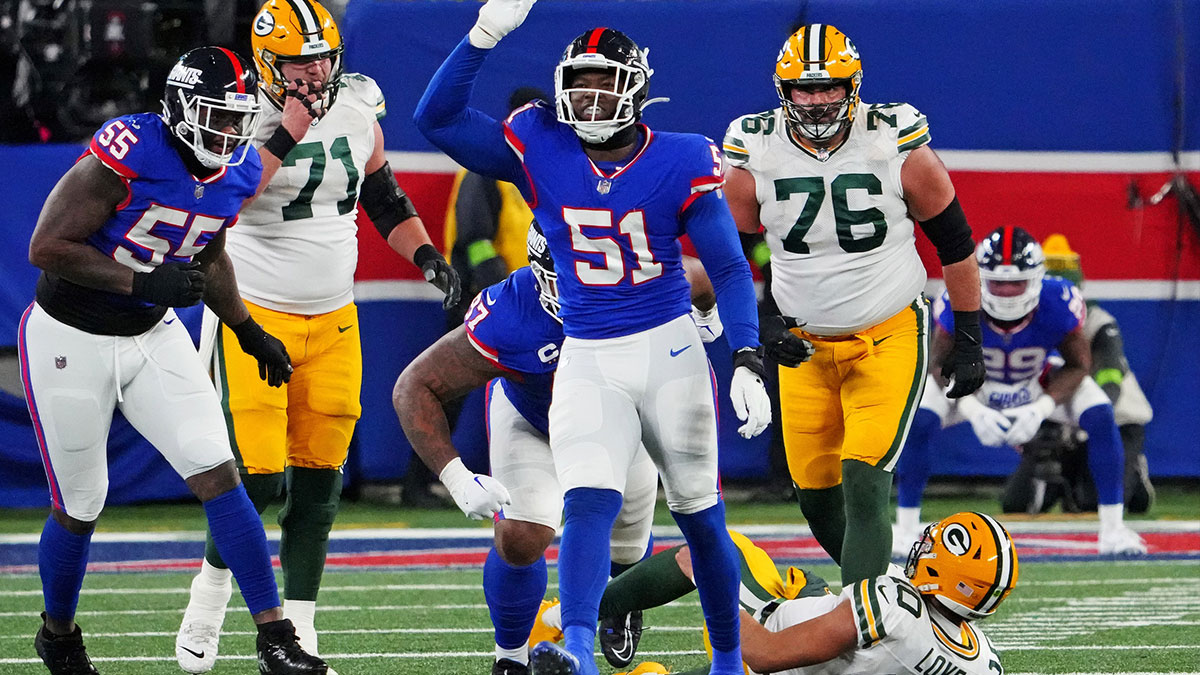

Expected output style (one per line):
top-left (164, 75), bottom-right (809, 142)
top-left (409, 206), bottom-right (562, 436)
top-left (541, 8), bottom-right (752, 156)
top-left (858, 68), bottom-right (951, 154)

top-left (549, 313), bottom-right (719, 515)
top-left (18, 303), bottom-right (233, 521)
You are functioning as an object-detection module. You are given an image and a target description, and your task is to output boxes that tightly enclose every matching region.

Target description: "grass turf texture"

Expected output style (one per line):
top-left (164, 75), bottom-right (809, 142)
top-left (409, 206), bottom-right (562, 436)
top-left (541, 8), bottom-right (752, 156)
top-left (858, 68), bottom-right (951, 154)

top-left (0, 484), bottom-right (1197, 534)
top-left (2, 561), bottom-right (1198, 674)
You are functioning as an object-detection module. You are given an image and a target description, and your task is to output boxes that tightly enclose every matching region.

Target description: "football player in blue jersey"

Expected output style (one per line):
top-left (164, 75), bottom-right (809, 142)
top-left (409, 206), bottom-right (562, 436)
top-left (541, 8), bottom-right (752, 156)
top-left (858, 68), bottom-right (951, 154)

top-left (19, 47), bottom-right (326, 675)
top-left (394, 221), bottom-right (725, 675)
top-left (413, 3), bottom-right (801, 673)
top-left (892, 226), bottom-right (1146, 556)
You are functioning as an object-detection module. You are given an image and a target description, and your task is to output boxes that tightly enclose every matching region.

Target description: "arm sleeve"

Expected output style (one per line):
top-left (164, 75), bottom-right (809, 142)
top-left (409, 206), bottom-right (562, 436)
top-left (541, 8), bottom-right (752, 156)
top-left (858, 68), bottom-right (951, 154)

top-left (413, 37), bottom-right (527, 187)
top-left (917, 196), bottom-right (975, 265)
top-left (684, 190), bottom-right (759, 351)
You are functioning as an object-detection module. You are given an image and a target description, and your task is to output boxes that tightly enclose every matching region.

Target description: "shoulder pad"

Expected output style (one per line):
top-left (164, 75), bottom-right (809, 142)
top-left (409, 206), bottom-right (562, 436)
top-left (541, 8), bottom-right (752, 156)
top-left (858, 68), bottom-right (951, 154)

top-left (723, 110), bottom-right (776, 169)
top-left (88, 114), bottom-right (166, 179)
top-left (860, 102), bottom-right (930, 153)
top-left (338, 72), bottom-right (386, 121)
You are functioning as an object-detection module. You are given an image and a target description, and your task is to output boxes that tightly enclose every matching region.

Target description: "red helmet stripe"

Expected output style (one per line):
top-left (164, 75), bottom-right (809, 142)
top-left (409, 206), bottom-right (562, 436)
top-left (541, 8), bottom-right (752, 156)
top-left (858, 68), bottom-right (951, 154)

top-left (218, 47), bottom-right (245, 94)
top-left (1001, 225), bottom-right (1013, 265)
top-left (585, 27), bottom-right (607, 53)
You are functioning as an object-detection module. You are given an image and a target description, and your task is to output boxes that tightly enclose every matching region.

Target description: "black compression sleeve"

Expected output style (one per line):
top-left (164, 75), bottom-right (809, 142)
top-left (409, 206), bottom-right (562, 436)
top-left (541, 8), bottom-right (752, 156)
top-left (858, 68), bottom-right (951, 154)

top-left (918, 196), bottom-right (975, 265)
top-left (361, 162), bottom-right (419, 239)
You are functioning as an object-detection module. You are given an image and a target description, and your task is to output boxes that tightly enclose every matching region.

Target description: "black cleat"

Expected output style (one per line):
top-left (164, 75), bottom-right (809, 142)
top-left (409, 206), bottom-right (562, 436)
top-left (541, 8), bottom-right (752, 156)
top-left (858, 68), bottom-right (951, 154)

top-left (493, 657), bottom-right (530, 675)
top-left (256, 619), bottom-right (328, 674)
top-left (34, 613), bottom-right (100, 675)
top-left (529, 641), bottom-right (581, 675)
top-left (599, 609), bottom-right (643, 668)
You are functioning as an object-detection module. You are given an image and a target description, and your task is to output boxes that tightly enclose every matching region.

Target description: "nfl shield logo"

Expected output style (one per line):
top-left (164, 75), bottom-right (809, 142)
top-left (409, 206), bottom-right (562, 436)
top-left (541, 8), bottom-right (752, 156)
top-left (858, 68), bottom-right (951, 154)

top-left (597, 179), bottom-right (612, 195)
top-left (54, 356), bottom-right (67, 369)
top-left (194, 183), bottom-right (205, 199)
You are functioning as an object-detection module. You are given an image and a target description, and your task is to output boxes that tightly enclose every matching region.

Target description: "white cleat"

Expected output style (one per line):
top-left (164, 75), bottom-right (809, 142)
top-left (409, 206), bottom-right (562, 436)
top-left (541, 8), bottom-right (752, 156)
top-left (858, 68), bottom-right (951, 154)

top-left (891, 524), bottom-right (921, 559)
top-left (1099, 525), bottom-right (1148, 556)
top-left (176, 569), bottom-right (232, 673)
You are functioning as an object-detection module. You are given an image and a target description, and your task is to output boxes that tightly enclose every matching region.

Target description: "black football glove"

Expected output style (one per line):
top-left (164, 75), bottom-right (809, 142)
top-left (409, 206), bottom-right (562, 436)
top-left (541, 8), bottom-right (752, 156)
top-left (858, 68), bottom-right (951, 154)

top-left (230, 317), bottom-right (292, 388)
top-left (414, 244), bottom-right (462, 310)
top-left (131, 261), bottom-right (206, 307)
top-left (760, 315), bottom-right (814, 368)
top-left (942, 309), bottom-right (986, 398)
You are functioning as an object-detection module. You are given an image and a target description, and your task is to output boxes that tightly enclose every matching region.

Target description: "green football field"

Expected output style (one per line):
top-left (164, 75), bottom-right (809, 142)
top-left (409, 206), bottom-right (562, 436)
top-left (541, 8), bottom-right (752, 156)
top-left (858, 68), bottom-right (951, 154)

top-left (1, 561), bottom-right (1199, 674)
top-left (2, 489), bottom-right (1198, 674)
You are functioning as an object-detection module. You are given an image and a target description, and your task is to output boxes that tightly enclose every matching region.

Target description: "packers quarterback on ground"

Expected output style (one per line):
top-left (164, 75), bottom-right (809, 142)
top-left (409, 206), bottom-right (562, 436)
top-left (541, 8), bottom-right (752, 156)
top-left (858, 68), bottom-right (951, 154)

top-left (534, 511), bottom-right (1017, 675)
top-left (724, 24), bottom-right (987, 585)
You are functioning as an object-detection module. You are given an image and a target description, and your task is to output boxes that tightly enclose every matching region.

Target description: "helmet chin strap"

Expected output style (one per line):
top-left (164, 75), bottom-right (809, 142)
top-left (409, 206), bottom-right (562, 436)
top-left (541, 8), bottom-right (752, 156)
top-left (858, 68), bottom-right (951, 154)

top-left (581, 121), bottom-right (639, 151)
top-left (168, 125), bottom-right (222, 174)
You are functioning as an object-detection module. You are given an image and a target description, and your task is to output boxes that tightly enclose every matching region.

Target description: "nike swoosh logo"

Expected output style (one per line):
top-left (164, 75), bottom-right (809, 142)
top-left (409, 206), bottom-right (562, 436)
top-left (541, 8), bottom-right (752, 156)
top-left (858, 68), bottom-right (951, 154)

top-left (164, 318), bottom-right (176, 325)
top-left (179, 646), bottom-right (205, 659)
top-left (872, 335), bottom-right (891, 347)
top-left (669, 345), bottom-right (691, 357)
top-left (338, 325), bottom-right (353, 333)
top-left (485, 291), bottom-right (496, 305)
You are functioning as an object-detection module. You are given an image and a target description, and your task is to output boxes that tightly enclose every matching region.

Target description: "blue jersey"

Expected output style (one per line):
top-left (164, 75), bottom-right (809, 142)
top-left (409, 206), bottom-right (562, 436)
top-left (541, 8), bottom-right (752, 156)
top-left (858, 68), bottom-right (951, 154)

top-left (464, 266), bottom-right (562, 436)
top-left (414, 38), bottom-right (759, 350)
top-left (503, 104), bottom-right (723, 339)
top-left (935, 276), bottom-right (1085, 384)
top-left (86, 113), bottom-right (261, 279)
top-left (36, 113), bottom-right (261, 335)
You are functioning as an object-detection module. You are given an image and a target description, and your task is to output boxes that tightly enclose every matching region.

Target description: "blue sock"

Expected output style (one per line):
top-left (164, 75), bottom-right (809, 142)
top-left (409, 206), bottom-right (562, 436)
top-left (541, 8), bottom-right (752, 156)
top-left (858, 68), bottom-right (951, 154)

top-left (204, 485), bottom-right (280, 615)
top-left (1080, 404), bottom-right (1124, 506)
top-left (895, 409), bottom-right (939, 508)
top-left (560, 487), bottom-right (622, 674)
top-left (610, 532), bottom-right (654, 578)
top-left (672, 501), bottom-right (742, 674)
top-left (39, 516), bottom-right (92, 623)
top-left (484, 548), bottom-right (548, 652)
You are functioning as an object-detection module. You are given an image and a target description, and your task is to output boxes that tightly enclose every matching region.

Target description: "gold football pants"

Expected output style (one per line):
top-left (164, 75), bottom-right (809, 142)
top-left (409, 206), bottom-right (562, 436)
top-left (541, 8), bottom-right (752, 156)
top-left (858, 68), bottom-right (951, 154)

top-left (214, 300), bottom-right (362, 473)
top-left (779, 298), bottom-right (930, 490)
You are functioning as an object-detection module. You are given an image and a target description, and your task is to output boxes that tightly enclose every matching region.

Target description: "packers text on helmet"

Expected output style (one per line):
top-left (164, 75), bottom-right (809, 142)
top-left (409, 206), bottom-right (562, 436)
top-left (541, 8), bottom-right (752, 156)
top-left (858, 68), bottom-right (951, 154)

top-left (251, 0), bottom-right (344, 113)
top-left (905, 511), bottom-right (1019, 620)
top-left (775, 24), bottom-right (863, 142)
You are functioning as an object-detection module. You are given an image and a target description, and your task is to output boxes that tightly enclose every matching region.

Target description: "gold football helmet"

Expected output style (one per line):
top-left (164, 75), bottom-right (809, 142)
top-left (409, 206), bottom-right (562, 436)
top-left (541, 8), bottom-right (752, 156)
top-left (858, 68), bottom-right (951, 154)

top-left (774, 24), bottom-right (863, 141)
top-left (905, 512), bottom-right (1019, 620)
top-left (251, 0), bottom-right (344, 111)
top-left (1042, 233), bottom-right (1084, 286)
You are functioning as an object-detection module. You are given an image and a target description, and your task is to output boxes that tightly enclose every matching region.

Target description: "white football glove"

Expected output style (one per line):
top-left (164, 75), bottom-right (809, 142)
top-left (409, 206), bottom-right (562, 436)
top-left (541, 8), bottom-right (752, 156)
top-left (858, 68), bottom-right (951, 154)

top-left (730, 349), bottom-right (771, 439)
top-left (691, 305), bottom-right (723, 343)
top-left (957, 395), bottom-right (1012, 447)
top-left (1003, 395), bottom-right (1056, 447)
top-left (468, 0), bottom-right (537, 49)
top-left (439, 457), bottom-right (511, 520)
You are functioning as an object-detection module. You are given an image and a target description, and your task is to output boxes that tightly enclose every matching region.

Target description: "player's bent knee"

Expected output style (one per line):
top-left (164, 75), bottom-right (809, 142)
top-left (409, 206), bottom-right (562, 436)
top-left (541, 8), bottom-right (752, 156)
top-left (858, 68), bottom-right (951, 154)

top-left (665, 491), bottom-right (719, 515)
top-left (495, 519), bottom-right (555, 566)
top-left (53, 506), bottom-right (99, 534)
top-left (185, 459), bottom-right (240, 502)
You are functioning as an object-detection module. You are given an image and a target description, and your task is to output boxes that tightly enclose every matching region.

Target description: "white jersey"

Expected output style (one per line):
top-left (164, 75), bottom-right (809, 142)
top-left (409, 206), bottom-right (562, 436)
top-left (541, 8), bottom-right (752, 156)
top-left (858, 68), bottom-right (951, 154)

top-left (228, 73), bottom-right (387, 314)
top-left (755, 574), bottom-right (1004, 675)
top-left (724, 104), bottom-right (931, 335)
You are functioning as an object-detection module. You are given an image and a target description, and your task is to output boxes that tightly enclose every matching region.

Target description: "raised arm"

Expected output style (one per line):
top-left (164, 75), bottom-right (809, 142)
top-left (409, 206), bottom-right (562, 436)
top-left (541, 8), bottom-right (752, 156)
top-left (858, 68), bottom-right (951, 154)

top-left (413, 37), bottom-right (527, 185)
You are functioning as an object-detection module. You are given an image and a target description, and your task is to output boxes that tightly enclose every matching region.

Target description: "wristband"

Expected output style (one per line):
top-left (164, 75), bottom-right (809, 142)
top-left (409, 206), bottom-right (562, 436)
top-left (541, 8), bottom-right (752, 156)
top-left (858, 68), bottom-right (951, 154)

top-left (263, 125), bottom-right (298, 160)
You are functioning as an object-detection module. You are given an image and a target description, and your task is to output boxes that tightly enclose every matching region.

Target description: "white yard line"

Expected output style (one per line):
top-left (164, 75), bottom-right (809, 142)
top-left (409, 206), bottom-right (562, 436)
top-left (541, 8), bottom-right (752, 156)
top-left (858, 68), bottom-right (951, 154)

top-left (2, 645), bottom-right (1198, 665)
top-left (2, 576), bottom-right (1194, 598)
top-left (1, 520), bottom-right (1195, 545)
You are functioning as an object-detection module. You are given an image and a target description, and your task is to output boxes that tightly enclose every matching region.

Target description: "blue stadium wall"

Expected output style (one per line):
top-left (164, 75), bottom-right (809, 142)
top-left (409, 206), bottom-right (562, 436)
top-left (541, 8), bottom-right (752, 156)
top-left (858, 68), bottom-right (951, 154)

top-left (1, 0), bottom-right (1198, 507)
